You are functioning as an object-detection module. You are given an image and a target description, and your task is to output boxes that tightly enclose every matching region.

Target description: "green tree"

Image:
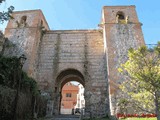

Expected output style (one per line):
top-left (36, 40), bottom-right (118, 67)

top-left (0, 0), bottom-right (14, 55)
top-left (119, 42), bottom-right (160, 120)
top-left (0, 0), bottom-right (14, 23)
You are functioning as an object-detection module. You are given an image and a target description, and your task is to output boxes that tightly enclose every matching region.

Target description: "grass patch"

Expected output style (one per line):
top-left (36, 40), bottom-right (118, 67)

top-left (121, 118), bottom-right (157, 120)
top-left (82, 115), bottom-right (110, 120)
top-left (83, 117), bottom-right (110, 120)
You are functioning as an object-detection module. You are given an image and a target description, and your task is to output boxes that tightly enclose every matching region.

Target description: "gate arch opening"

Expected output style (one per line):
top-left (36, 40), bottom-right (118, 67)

top-left (54, 69), bottom-right (85, 115)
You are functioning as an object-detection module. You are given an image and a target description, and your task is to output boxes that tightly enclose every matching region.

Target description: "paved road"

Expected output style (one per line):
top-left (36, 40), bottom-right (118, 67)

top-left (44, 114), bottom-right (80, 120)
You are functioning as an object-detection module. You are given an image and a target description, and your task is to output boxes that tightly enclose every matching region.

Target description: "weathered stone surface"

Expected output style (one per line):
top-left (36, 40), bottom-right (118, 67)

top-left (2, 6), bottom-right (145, 118)
top-left (102, 6), bottom-right (145, 115)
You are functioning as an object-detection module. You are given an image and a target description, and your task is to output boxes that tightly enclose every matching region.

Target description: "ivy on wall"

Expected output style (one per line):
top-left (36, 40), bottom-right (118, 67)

top-left (0, 55), bottom-right (38, 93)
top-left (0, 55), bottom-right (46, 120)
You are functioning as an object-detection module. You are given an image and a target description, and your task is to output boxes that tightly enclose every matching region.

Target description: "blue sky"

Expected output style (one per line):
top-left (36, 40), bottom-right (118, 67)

top-left (0, 0), bottom-right (160, 44)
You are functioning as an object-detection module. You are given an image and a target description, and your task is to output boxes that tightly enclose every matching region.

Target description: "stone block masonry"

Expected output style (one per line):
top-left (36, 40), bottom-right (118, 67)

top-left (36, 30), bottom-right (109, 117)
top-left (102, 6), bottom-right (145, 115)
top-left (3, 5), bottom-right (145, 118)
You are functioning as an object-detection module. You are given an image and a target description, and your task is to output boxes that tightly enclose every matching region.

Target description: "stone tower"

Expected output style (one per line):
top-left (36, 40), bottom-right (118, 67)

top-left (101, 6), bottom-right (145, 115)
top-left (3, 5), bottom-right (145, 118)
top-left (4, 10), bottom-right (49, 78)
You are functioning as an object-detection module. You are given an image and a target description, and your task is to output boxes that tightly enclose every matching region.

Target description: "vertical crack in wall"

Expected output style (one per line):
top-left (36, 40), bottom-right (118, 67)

top-left (83, 33), bottom-right (90, 113)
top-left (52, 34), bottom-right (60, 87)
top-left (84, 33), bottom-right (89, 82)
top-left (36, 29), bottom-right (45, 82)
top-left (100, 30), bottom-right (110, 115)
top-left (52, 33), bottom-right (61, 115)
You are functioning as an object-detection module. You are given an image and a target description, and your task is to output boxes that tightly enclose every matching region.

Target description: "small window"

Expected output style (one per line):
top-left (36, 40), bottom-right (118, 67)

top-left (66, 93), bottom-right (71, 97)
top-left (116, 11), bottom-right (125, 23)
top-left (19, 15), bottom-right (27, 27)
top-left (20, 16), bottom-right (27, 24)
top-left (116, 11), bottom-right (125, 20)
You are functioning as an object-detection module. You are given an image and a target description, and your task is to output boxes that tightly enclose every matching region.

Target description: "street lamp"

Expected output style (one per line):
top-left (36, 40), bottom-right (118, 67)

top-left (19, 54), bottom-right (27, 68)
top-left (13, 54), bottom-right (27, 120)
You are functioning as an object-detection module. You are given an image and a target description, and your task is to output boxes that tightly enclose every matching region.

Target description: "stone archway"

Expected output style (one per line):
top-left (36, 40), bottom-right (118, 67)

top-left (53, 69), bottom-right (85, 115)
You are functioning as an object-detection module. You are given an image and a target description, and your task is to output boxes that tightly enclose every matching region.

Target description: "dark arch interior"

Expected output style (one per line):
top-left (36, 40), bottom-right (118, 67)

top-left (56, 69), bottom-right (85, 90)
top-left (21, 16), bottom-right (27, 23)
top-left (116, 11), bottom-right (125, 20)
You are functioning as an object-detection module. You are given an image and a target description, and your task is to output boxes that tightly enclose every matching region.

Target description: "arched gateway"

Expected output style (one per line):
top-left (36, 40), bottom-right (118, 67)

top-left (54, 69), bottom-right (85, 115)
top-left (3, 6), bottom-right (145, 118)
